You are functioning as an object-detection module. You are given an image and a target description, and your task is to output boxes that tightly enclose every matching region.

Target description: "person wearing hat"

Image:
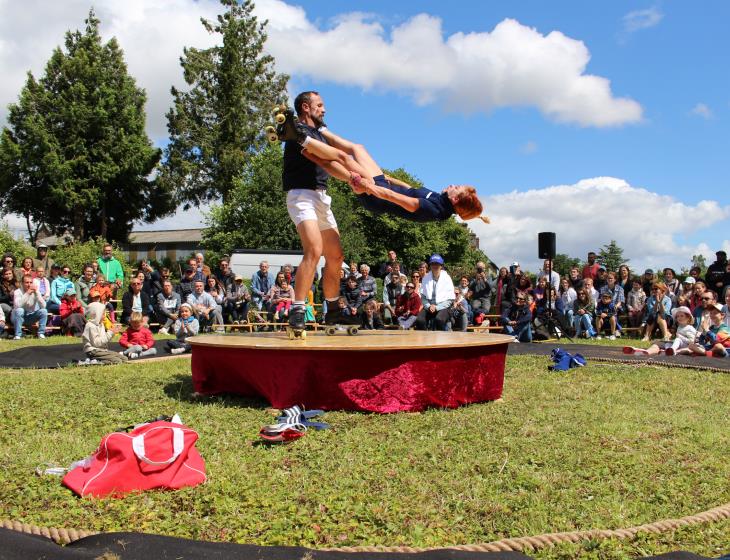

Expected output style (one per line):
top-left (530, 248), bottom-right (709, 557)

top-left (225, 274), bottom-right (251, 324)
top-left (688, 303), bottom-right (730, 357)
top-left (415, 254), bottom-right (455, 331)
top-left (627, 306), bottom-right (697, 356)
top-left (33, 243), bottom-right (54, 273)
top-left (705, 250), bottom-right (728, 296)
top-left (166, 302), bottom-right (199, 355)
top-left (594, 265), bottom-right (608, 291)
top-left (59, 287), bottom-right (86, 336)
top-left (641, 269), bottom-right (656, 298)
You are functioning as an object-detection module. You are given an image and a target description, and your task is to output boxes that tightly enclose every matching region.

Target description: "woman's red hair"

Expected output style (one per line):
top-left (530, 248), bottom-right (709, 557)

top-left (452, 186), bottom-right (483, 220)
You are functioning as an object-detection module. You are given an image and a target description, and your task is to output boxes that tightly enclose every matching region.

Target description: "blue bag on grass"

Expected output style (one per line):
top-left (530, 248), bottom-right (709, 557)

top-left (549, 348), bottom-right (587, 371)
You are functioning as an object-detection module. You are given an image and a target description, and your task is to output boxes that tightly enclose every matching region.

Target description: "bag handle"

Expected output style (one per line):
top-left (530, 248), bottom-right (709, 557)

top-left (132, 426), bottom-right (185, 466)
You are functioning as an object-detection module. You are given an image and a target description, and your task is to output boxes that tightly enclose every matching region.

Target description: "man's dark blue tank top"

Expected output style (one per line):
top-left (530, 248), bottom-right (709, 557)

top-left (282, 124), bottom-right (329, 191)
top-left (356, 175), bottom-right (454, 222)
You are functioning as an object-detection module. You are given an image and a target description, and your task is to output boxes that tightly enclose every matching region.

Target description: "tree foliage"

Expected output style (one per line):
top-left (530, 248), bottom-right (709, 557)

top-left (0, 11), bottom-right (170, 243)
top-left (552, 253), bottom-right (582, 277)
top-left (598, 240), bottom-right (627, 273)
top-left (160, 0), bottom-right (289, 207)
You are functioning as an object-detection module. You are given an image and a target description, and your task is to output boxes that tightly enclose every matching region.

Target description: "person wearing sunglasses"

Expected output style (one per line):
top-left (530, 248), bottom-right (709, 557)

top-left (48, 265), bottom-right (74, 315)
top-left (500, 291), bottom-right (533, 342)
top-left (395, 282), bottom-right (422, 330)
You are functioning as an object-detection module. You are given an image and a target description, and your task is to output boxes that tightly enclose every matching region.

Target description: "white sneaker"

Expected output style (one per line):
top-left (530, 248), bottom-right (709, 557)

top-left (38, 334), bottom-right (45, 339)
top-left (512, 337), bottom-right (520, 343)
top-left (13, 335), bottom-right (21, 340)
top-left (609, 335), bottom-right (616, 340)
top-left (615, 331), bottom-right (622, 338)
top-left (159, 327), bottom-right (168, 335)
top-left (596, 335), bottom-right (602, 340)
top-left (170, 347), bottom-right (186, 355)
top-left (129, 352), bottom-right (139, 359)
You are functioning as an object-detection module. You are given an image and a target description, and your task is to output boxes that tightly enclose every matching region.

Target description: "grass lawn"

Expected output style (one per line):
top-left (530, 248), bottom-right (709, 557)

top-left (0, 337), bottom-right (728, 559)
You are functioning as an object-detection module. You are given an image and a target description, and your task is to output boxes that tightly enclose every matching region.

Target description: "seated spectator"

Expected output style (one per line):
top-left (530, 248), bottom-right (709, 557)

top-left (641, 269), bottom-right (656, 298)
top-left (626, 277), bottom-right (647, 329)
top-left (450, 286), bottom-right (470, 332)
top-left (74, 264), bottom-right (95, 309)
top-left (1, 253), bottom-right (16, 275)
top-left (12, 274), bottom-right (48, 340)
top-left (582, 277), bottom-right (599, 306)
top-left (166, 303), bottom-right (199, 354)
top-left (188, 280), bottom-right (224, 332)
top-left (410, 270), bottom-right (423, 300)
top-left (121, 277), bottom-right (151, 326)
top-left (33, 266), bottom-right (51, 303)
top-left (633, 306), bottom-right (697, 356)
top-left (705, 250), bottom-right (728, 299)
top-left (382, 262), bottom-right (407, 324)
top-left (97, 244), bottom-right (124, 298)
top-left (89, 274), bottom-right (112, 305)
top-left (177, 266), bottom-right (197, 302)
top-left (348, 261), bottom-right (361, 280)
top-left (532, 276), bottom-right (547, 311)
top-left (358, 265), bottom-right (377, 304)
top-left (0, 305), bottom-right (5, 334)
top-left (395, 281), bottom-right (422, 330)
top-left (595, 291), bottom-right (617, 339)
top-left (663, 267), bottom-right (681, 304)
top-left (272, 278), bottom-right (294, 322)
top-left (572, 288), bottom-right (596, 339)
top-left (456, 275), bottom-right (470, 297)
top-left (0, 269), bottom-right (17, 320)
top-left (594, 265), bottom-right (608, 291)
top-left (205, 276), bottom-right (225, 316)
top-left (537, 259), bottom-right (560, 292)
top-left (568, 266), bottom-right (582, 290)
top-left (416, 254), bottom-right (455, 331)
top-left (360, 299), bottom-right (385, 330)
top-left (251, 261), bottom-right (274, 312)
top-left (59, 288), bottom-right (86, 336)
top-left (48, 265), bottom-right (73, 315)
top-left (16, 257), bottom-right (36, 283)
top-left (600, 271), bottom-right (626, 327)
top-left (33, 243), bottom-right (54, 272)
top-left (642, 282), bottom-right (672, 341)
top-left (139, 260), bottom-right (163, 302)
top-left (82, 302), bottom-right (125, 364)
top-left (559, 277), bottom-right (577, 327)
top-left (119, 311), bottom-right (157, 360)
top-left (281, 263), bottom-right (294, 286)
top-left (195, 252), bottom-right (212, 279)
top-left (500, 290), bottom-right (532, 342)
top-left (155, 280), bottom-right (181, 334)
top-left (617, 264), bottom-right (632, 302)
top-left (535, 286), bottom-right (563, 320)
top-left (468, 263), bottom-right (492, 322)
top-left (226, 275), bottom-right (251, 324)
top-left (680, 275), bottom-right (695, 299)
top-left (377, 249), bottom-right (400, 279)
top-left (693, 290), bottom-right (717, 330)
top-left (688, 303), bottom-right (730, 357)
top-left (341, 275), bottom-right (363, 318)
top-left (214, 258), bottom-right (235, 300)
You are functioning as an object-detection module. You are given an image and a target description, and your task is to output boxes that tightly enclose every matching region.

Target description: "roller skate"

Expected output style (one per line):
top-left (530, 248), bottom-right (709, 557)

top-left (323, 308), bottom-right (359, 336)
top-left (286, 306), bottom-right (307, 340)
top-left (264, 103), bottom-right (307, 145)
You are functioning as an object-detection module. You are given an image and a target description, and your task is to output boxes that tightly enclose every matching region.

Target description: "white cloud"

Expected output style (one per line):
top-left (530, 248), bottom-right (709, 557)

top-left (520, 141), bottom-right (538, 155)
top-left (690, 103), bottom-right (713, 119)
top-left (622, 7), bottom-right (664, 32)
top-left (0, 0), bottom-right (643, 138)
top-left (469, 177), bottom-right (730, 274)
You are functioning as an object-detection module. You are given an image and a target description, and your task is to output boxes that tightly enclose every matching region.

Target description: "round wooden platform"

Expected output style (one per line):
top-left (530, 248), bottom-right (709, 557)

top-left (189, 331), bottom-right (511, 413)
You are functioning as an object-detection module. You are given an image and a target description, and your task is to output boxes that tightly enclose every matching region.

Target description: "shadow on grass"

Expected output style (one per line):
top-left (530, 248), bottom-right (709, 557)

top-left (163, 373), bottom-right (269, 409)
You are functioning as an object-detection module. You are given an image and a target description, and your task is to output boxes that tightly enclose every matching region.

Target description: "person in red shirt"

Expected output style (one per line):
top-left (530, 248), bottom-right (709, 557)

top-left (581, 251), bottom-right (600, 281)
top-left (119, 312), bottom-right (157, 360)
top-left (395, 281), bottom-right (423, 330)
top-left (59, 288), bottom-right (86, 336)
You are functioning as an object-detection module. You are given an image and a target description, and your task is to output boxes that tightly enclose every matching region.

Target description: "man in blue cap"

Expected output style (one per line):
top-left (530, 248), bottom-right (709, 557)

top-left (415, 254), bottom-right (455, 331)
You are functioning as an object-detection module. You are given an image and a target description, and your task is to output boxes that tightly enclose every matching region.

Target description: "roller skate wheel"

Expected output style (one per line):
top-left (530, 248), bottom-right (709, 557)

top-left (275, 112), bottom-right (286, 124)
top-left (265, 125), bottom-right (276, 133)
top-left (347, 326), bottom-right (358, 336)
top-left (325, 326), bottom-right (336, 336)
top-left (287, 327), bottom-right (295, 340)
top-left (267, 132), bottom-right (278, 143)
top-left (272, 105), bottom-right (283, 114)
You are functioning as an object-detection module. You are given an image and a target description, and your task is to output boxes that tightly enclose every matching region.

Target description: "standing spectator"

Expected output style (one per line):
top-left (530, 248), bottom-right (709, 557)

top-left (226, 275), bottom-right (251, 323)
top-left (0, 269), bottom-right (17, 320)
top-left (382, 262), bottom-right (407, 324)
top-left (468, 263), bottom-right (492, 323)
top-left (378, 249), bottom-right (399, 279)
top-left (12, 275), bottom-right (48, 340)
top-left (626, 277), bottom-right (647, 329)
top-left (490, 266), bottom-right (510, 316)
top-left (15, 257), bottom-right (36, 283)
top-left (500, 291), bottom-right (532, 342)
top-left (594, 265), bottom-right (608, 291)
top-left (360, 299), bottom-right (385, 330)
top-left (642, 283), bottom-right (672, 341)
top-left (33, 243), bottom-right (54, 272)
top-left (59, 288), bottom-right (86, 336)
top-left (706, 251), bottom-right (728, 299)
top-left (572, 289), bottom-right (596, 339)
top-left (188, 280), bottom-right (224, 332)
top-left (251, 261), bottom-right (275, 312)
top-left (415, 254), bottom-right (455, 331)
top-left (82, 302), bottom-right (125, 364)
top-left (568, 267), bottom-right (582, 290)
top-left (139, 260), bottom-right (163, 302)
top-left (581, 252), bottom-right (600, 281)
top-left (641, 269), bottom-right (656, 298)
top-left (74, 264), bottom-right (96, 309)
top-left (48, 265), bottom-right (74, 315)
top-left (155, 280), bottom-right (181, 334)
top-left (97, 244), bottom-right (124, 297)
top-left (166, 303), bottom-right (199, 354)
top-left (358, 264), bottom-right (377, 304)
top-left (121, 277), bottom-right (151, 325)
top-left (33, 266), bottom-right (51, 303)
top-left (617, 264), bottom-right (632, 302)
top-left (395, 281), bottom-right (422, 330)
top-left (195, 252), bottom-right (212, 279)
top-left (119, 311), bottom-right (157, 360)
top-left (537, 259), bottom-right (560, 292)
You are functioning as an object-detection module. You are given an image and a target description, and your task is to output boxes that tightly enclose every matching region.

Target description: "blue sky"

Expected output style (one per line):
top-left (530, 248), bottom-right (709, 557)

top-left (1, 0), bottom-right (728, 273)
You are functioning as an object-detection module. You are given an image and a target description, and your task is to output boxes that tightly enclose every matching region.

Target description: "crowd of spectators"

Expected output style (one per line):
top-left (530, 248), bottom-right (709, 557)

top-left (2, 242), bottom-right (729, 356)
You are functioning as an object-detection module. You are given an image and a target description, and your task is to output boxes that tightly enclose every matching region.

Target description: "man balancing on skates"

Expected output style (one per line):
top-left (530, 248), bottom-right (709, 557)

top-left (280, 91), bottom-right (359, 336)
top-left (277, 113), bottom-right (487, 223)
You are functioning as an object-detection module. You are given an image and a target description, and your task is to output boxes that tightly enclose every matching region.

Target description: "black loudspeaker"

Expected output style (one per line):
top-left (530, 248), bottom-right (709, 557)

top-left (538, 232), bottom-right (556, 259)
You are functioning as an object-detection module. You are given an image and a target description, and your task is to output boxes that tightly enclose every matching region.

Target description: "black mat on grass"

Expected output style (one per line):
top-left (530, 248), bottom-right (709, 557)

top-left (507, 341), bottom-right (730, 371)
top-left (0, 528), bottom-right (717, 560)
top-left (0, 339), bottom-right (181, 369)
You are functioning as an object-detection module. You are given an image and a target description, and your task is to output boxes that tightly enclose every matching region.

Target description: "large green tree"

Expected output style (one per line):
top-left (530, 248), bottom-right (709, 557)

top-left (160, 0), bottom-right (289, 207)
top-left (203, 148), bottom-right (488, 270)
top-left (598, 240), bottom-right (627, 273)
top-left (552, 253), bottom-right (582, 277)
top-left (0, 11), bottom-right (169, 243)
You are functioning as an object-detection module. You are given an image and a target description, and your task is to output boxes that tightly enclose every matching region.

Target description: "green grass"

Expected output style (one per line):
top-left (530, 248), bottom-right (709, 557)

top-left (0, 339), bottom-right (728, 559)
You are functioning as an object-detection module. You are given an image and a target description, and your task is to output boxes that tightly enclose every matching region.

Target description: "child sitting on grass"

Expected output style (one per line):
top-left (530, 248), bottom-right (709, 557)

top-left (166, 303), bottom-right (199, 355)
top-left (627, 306), bottom-right (697, 356)
top-left (688, 303), bottom-right (730, 357)
top-left (119, 311), bottom-right (157, 360)
top-left (82, 301), bottom-right (125, 364)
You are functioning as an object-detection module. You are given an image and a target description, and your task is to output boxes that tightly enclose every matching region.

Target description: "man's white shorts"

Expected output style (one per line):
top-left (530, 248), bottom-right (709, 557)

top-left (286, 188), bottom-right (338, 230)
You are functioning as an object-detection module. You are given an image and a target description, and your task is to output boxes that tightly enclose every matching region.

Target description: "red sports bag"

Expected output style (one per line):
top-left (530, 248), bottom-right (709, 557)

top-left (62, 416), bottom-right (206, 497)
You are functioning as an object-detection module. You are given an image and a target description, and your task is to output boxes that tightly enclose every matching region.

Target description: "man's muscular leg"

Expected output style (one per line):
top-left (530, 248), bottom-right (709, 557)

top-left (320, 228), bottom-right (345, 300)
top-left (294, 220), bottom-right (324, 303)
